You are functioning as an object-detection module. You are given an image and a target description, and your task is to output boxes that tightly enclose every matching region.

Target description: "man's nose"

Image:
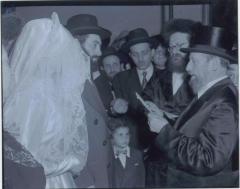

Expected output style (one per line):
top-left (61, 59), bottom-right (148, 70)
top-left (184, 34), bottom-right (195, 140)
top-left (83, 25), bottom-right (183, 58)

top-left (96, 47), bottom-right (102, 57)
top-left (171, 47), bottom-right (181, 56)
top-left (186, 61), bottom-right (192, 73)
top-left (138, 54), bottom-right (144, 62)
top-left (109, 66), bottom-right (114, 72)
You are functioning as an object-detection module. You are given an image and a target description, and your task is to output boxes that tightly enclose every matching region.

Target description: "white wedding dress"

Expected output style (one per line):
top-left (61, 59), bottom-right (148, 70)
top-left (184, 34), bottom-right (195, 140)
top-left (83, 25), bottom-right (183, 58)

top-left (3, 13), bottom-right (90, 189)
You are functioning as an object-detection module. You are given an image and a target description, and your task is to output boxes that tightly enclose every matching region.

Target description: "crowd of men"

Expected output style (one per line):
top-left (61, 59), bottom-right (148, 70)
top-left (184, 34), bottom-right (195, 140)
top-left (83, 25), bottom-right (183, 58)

top-left (2, 11), bottom-right (239, 189)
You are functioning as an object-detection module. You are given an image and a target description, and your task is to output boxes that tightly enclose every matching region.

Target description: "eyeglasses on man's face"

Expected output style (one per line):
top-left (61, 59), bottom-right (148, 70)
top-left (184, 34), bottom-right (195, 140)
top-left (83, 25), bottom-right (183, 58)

top-left (168, 42), bottom-right (189, 53)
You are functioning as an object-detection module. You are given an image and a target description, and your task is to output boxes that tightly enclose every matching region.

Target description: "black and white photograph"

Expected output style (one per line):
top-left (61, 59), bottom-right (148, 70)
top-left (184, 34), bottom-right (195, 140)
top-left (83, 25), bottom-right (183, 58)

top-left (1, 0), bottom-right (239, 188)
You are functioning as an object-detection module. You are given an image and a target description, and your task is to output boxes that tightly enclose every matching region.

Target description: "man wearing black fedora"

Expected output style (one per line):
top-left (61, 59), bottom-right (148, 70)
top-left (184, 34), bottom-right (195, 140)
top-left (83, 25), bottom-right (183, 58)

top-left (66, 14), bottom-right (112, 188)
top-left (111, 28), bottom-right (160, 150)
top-left (147, 25), bottom-right (239, 187)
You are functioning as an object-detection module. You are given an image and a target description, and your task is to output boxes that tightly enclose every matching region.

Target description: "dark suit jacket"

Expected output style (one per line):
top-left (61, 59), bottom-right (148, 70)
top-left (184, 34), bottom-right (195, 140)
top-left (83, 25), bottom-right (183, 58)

top-left (75, 80), bottom-right (111, 188)
top-left (143, 70), bottom-right (194, 116)
top-left (155, 78), bottom-right (239, 187)
top-left (112, 68), bottom-right (143, 112)
top-left (4, 131), bottom-right (46, 189)
top-left (94, 72), bottom-right (114, 113)
top-left (108, 147), bottom-right (145, 188)
top-left (112, 67), bottom-right (158, 149)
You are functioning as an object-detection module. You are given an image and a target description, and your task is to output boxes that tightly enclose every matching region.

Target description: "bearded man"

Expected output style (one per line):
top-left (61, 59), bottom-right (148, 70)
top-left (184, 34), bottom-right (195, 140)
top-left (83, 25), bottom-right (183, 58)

top-left (143, 19), bottom-right (195, 118)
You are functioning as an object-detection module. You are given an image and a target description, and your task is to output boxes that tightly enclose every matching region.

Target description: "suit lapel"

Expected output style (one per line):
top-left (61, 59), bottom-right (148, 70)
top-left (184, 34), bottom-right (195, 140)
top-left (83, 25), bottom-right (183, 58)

top-left (120, 150), bottom-right (135, 186)
top-left (174, 78), bottom-right (232, 130)
top-left (82, 80), bottom-right (108, 120)
top-left (163, 71), bottom-right (173, 100)
top-left (130, 68), bottom-right (142, 91)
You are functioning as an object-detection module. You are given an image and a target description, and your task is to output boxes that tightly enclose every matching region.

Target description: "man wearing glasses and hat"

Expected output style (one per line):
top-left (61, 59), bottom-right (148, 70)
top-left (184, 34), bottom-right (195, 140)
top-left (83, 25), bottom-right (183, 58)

top-left (147, 25), bottom-right (239, 187)
top-left (148, 19), bottom-right (195, 118)
top-left (66, 14), bottom-right (112, 188)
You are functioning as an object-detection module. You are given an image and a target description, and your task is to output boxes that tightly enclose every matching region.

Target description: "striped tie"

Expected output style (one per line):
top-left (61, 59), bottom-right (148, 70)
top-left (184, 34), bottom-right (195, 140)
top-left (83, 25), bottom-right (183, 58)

top-left (142, 71), bottom-right (147, 89)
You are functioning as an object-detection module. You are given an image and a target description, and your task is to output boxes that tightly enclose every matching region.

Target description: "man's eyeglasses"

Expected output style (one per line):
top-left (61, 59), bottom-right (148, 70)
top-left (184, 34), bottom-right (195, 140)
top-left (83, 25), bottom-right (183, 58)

top-left (168, 42), bottom-right (189, 52)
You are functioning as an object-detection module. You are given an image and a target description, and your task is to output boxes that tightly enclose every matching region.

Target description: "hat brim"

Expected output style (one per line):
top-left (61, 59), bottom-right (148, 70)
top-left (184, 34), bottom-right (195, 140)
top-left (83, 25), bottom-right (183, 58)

top-left (68, 26), bottom-right (111, 40)
top-left (181, 46), bottom-right (237, 63)
top-left (122, 37), bottom-right (155, 52)
top-left (101, 51), bottom-right (121, 60)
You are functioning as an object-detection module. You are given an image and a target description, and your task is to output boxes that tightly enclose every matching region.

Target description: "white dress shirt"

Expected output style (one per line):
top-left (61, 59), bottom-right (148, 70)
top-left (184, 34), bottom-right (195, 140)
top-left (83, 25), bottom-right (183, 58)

top-left (113, 146), bottom-right (130, 168)
top-left (172, 72), bottom-right (184, 95)
top-left (197, 76), bottom-right (228, 99)
top-left (137, 63), bottom-right (154, 86)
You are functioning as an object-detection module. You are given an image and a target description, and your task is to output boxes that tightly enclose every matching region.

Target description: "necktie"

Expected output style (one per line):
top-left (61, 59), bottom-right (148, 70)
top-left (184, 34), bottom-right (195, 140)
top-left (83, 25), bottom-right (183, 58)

top-left (142, 71), bottom-right (147, 89)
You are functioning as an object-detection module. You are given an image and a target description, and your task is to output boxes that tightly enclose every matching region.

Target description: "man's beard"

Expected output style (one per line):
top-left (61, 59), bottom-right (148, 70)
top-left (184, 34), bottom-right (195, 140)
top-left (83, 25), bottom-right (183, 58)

top-left (188, 75), bottom-right (203, 95)
top-left (188, 76), bottom-right (198, 94)
top-left (168, 53), bottom-right (187, 73)
top-left (90, 57), bottom-right (100, 73)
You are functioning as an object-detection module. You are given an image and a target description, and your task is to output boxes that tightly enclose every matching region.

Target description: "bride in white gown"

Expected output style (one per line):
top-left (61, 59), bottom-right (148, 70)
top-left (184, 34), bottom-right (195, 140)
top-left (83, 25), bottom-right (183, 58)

top-left (3, 12), bottom-right (90, 188)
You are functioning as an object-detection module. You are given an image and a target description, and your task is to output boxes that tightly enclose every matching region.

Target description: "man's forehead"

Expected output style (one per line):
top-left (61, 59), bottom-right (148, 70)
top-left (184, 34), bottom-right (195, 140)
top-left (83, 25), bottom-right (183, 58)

top-left (103, 55), bottom-right (120, 64)
top-left (169, 32), bottom-right (190, 44)
top-left (87, 34), bottom-right (102, 44)
top-left (115, 127), bottom-right (129, 133)
top-left (130, 42), bottom-right (151, 52)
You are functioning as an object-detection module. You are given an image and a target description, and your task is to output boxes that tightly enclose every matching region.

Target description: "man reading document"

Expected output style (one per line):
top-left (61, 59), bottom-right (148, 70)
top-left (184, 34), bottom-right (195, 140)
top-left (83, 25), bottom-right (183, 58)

top-left (146, 25), bottom-right (239, 188)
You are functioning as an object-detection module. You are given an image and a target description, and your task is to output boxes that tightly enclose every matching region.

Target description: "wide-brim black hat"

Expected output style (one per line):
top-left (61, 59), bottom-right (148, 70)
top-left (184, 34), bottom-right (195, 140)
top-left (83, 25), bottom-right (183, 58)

top-left (121, 28), bottom-right (155, 52)
top-left (101, 46), bottom-right (121, 60)
top-left (181, 25), bottom-right (237, 63)
top-left (66, 14), bottom-right (111, 40)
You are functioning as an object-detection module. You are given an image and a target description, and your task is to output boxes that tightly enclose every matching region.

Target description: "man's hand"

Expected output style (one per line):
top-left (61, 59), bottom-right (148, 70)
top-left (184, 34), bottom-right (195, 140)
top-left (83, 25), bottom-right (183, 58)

top-left (145, 101), bottom-right (178, 120)
top-left (111, 98), bottom-right (128, 114)
top-left (147, 112), bottom-right (168, 133)
top-left (145, 101), bottom-right (163, 116)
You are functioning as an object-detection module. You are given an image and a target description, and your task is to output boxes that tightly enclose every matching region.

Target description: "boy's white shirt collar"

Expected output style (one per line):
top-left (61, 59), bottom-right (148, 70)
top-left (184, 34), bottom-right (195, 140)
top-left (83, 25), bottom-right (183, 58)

top-left (113, 146), bottom-right (130, 168)
top-left (113, 146), bottom-right (130, 158)
top-left (197, 75), bottom-right (228, 99)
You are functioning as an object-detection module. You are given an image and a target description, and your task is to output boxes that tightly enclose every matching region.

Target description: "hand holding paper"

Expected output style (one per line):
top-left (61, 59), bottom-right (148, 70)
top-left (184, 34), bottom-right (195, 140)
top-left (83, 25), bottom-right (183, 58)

top-left (135, 92), bottom-right (169, 133)
top-left (136, 93), bottom-right (162, 115)
top-left (147, 112), bottom-right (168, 133)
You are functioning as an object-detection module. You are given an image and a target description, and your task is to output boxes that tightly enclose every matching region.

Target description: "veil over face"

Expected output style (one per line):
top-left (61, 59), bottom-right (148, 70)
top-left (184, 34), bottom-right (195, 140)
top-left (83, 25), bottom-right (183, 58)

top-left (3, 12), bottom-right (90, 178)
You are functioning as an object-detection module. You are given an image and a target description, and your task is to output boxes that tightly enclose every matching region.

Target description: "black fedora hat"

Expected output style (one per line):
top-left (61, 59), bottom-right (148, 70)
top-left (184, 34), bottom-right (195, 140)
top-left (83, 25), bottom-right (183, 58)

top-left (101, 46), bottom-right (121, 60)
top-left (181, 25), bottom-right (237, 62)
top-left (122, 28), bottom-right (155, 52)
top-left (66, 14), bottom-right (111, 40)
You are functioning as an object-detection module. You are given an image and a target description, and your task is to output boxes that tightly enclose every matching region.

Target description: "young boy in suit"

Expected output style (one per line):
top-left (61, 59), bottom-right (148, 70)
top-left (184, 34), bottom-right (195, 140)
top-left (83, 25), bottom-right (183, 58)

top-left (107, 117), bottom-right (145, 188)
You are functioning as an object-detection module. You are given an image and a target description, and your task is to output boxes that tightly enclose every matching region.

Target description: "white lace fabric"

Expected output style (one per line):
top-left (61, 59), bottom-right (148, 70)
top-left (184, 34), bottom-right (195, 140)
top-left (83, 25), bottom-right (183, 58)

top-left (3, 12), bottom-right (90, 188)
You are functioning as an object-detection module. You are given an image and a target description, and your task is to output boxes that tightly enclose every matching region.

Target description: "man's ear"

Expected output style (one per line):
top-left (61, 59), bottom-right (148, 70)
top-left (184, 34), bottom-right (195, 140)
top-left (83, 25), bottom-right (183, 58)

top-left (209, 56), bottom-right (221, 71)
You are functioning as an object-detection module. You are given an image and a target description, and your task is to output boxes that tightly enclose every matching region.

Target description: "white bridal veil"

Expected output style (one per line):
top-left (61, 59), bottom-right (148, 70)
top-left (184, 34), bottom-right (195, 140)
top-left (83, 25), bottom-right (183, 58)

top-left (3, 12), bottom-right (90, 188)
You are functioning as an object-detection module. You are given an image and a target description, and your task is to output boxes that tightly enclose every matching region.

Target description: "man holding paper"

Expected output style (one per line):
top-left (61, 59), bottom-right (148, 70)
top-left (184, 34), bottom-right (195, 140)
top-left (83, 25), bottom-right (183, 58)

top-left (147, 25), bottom-right (239, 187)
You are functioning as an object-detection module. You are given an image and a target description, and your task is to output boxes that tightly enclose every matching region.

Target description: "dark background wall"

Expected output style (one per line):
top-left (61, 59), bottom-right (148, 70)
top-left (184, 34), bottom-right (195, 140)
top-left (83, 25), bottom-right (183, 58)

top-left (2, 0), bottom-right (237, 42)
top-left (3, 4), bottom-right (206, 41)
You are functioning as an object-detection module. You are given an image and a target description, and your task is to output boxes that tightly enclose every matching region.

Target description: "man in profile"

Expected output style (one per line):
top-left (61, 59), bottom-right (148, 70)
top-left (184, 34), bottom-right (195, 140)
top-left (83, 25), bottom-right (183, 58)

top-left (66, 14), bottom-right (112, 188)
top-left (147, 25), bottom-right (239, 188)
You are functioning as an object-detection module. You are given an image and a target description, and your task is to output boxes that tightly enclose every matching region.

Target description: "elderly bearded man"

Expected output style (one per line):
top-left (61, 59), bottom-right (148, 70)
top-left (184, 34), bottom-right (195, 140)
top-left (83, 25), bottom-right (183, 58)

top-left (147, 25), bottom-right (239, 188)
